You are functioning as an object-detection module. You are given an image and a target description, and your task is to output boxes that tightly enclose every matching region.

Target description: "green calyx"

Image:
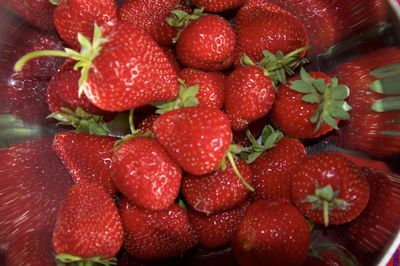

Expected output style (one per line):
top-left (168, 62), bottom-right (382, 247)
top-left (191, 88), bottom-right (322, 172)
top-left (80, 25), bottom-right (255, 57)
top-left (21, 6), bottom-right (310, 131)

top-left (155, 79), bottom-right (199, 115)
top-left (224, 147), bottom-right (255, 192)
top-left (166, 7), bottom-right (204, 43)
top-left (302, 183), bottom-right (350, 227)
top-left (241, 46), bottom-right (309, 86)
top-left (47, 107), bottom-right (110, 136)
top-left (14, 24), bottom-right (108, 97)
top-left (239, 125), bottom-right (284, 164)
top-left (56, 253), bottom-right (117, 266)
top-left (178, 199), bottom-right (188, 212)
top-left (49, 0), bottom-right (61, 5)
top-left (290, 68), bottom-right (352, 132)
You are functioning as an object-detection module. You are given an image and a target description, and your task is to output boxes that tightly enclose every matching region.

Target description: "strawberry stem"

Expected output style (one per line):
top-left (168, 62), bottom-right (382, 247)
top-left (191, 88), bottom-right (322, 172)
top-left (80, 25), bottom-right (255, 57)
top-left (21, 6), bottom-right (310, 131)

top-left (226, 151), bottom-right (254, 192)
top-left (14, 50), bottom-right (69, 72)
top-left (322, 200), bottom-right (329, 227)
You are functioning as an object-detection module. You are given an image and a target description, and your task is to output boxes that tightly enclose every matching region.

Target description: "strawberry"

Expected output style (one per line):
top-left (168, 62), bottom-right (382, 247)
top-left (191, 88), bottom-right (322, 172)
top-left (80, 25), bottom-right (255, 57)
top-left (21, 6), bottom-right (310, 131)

top-left (179, 68), bottom-right (225, 109)
top-left (243, 126), bottom-right (307, 203)
top-left (119, 199), bottom-right (197, 260)
top-left (331, 47), bottom-right (400, 157)
top-left (112, 136), bottom-right (182, 210)
top-left (331, 152), bottom-right (391, 173)
top-left (53, 183), bottom-right (123, 264)
top-left (53, 0), bottom-right (118, 49)
top-left (182, 159), bottom-right (253, 214)
top-left (176, 14), bottom-right (236, 71)
top-left (232, 200), bottom-right (310, 266)
top-left (232, 115), bottom-right (270, 147)
top-left (235, 0), bottom-right (308, 66)
top-left (1, 0), bottom-right (55, 31)
top-left (162, 47), bottom-right (181, 73)
top-left (348, 168), bottom-right (400, 253)
top-left (270, 68), bottom-right (352, 139)
top-left (192, 0), bottom-right (245, 12)
top-left (119, 0), bottom-right (183, 47)
top-left (53, 132), bottom-right (118, 195)
top-left (290, 153), bottom-right (369, 226)
top-left (187, 202), bottom-right (249, 249)
top-left (15, 22), bottom-right (179, 112)
top-left (153, 106), bottom-right (232, 176)
top-left (266, 0), bottom-right (387, 56)
top-left (136, 113), bottom-right (159, 133)
top-left (0, 137), bottom-right (72, 245)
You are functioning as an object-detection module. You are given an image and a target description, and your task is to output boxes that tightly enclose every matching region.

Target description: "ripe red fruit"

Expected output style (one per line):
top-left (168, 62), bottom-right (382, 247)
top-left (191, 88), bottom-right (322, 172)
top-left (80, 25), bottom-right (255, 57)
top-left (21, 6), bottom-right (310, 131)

top-left (331, 152), bottom-right (391, 173)
top-left (153, 106), bottom-right (232, 176)
top-left (179, 68), bottom-right (225, 109)
top-left (53, 132), bottom-right (118, 195)
top-left (162, 47), bottom-right (181, 73)
top-left (225, 65), bottom-right (275, 131)
top-left (112, 137), bottom-right (182, 210)
top-left (348, 168), bottom-right (400, 253)
top-left (177, 14), bottom-right (236, 71)
top-left (187, 202), bottom-right (249, 249)
top-left (232, 200), bottom-right (310, 266)
top-left (331, 47), bottom-right (400, 157)
top-left (270, 69), bottom-right (351, 139)
top-left (291, 153), bottom-right (369, 226)
top-left (53, 183), bottom-right (123, 261)
top-left (53, 0), bottom-right (118, 49)
top-left (251, 137), bottom-right (307, 203)
top-left (192, 0), bottom-right (245, 12)
top-left (136, 113), bottom-right (159, 133)
top-left (182, 160), bottom-right (253, 214)
top-left (120, 199), bottom-right (197, 260)
top-left (235, 0), bottom-right (308, 65)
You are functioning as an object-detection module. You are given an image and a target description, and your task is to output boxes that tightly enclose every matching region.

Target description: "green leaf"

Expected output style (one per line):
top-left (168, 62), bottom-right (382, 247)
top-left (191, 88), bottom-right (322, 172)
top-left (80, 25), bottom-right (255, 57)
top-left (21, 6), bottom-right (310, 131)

top-left (300, 68), bottom-right (313, 83)
top-left (331, 85), bottom-right (350, 100)
top-left (371, 96), bottom-right (400, 112)
top-left (329, 107), bottom-right (350, 120)
top-left (181, 85), bottom-right (199, 101)
top-left (290, 80), bottom-right (313, 93)
top-left (381, 130), bottom-right (400, 136)
top-left (323, 114), bottom-right (339, 130)
top-left (310, 106), bottom-right (322, 124)
top-left (244, 152), bottom-right (262, 164)
top-left (312, 79), bottom-right (326, 94)
top-left (370, 63), bottom-right (400, 78)
top-left (302, 93), bottom-right (321, 103)
top-left (241, 54), bottom-right (255, 66)
top-left (329, 77), bottom-right (339, 88)
top-left (369, 76), bottom-right (400, 94)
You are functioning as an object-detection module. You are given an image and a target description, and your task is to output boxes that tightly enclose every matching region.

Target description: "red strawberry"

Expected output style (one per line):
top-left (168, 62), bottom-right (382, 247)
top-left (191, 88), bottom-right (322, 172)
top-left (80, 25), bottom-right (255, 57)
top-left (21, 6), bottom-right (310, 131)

top-left (179, 68), bottom-right (225, 109)
top-left (182, 159), bottom-right (253, 214)
top-left (53, 183), bottom-right (123, 263)
top-left (176, 14), bottom-right (236, 71)
top-left (331, 47), bottom-right (400, 157)
top-left (232, 200), bottom-right (310, 266)
top-left (1, 0), bottom-right (55, 31)
top-left (270, 69), bottom-right (352, 139)
top-left (153, 106), bottom-right (232, 176)
top-left (162, 47), bottom-right (181, 73)
top-left (266, 0), bottom-right (387, 56)
top-left (119, 0), bottom-right (182, 46)
top-left (235, 0), bottom-right (308, 65)
top-left (112, 136), bottom-right (182, 210)
top-left (348, 168), bottom-right (400, 253)
top-left (119, 199), bottom-right (197, 260)
top-left (187, 202), bottom-right (249, 249)
top-left (53, 132), bottom-right (118, 195)
top-left (290, 153), bottom-right (369, 226)
top-left (192, 0), bottom-right (245, 12)
top-left (232, 115), bottom-right (270, 147)
top-left (331, 152), bottom-right (391, 173)
top-left (15, 21), bottom-right (179, 112)
top-left (225, 65), bottom-right (275, 131)
top-left (136, 113), bottom-right (159, 133)
top-left (0, 137), bottom-right (72, 245)
top-left (53, 0), bottom-right (118, 49)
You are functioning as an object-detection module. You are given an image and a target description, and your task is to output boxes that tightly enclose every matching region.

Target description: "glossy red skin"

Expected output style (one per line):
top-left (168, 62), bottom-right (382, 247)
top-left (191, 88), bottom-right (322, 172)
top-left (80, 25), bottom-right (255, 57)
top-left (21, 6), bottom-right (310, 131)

top-left (84, 21), bottom-right (179, 112)
top-left (266, 0), bottom-right (387, 56)
top-left (112, 137), bottom-right (182, 211)
top-left (119, 199), bottom-right (197, 260)
top-left (47, 62), bottom-right (113, 118)
top-left (162, 47), bottom-right (181, 73)
top-left (53, 132), bottom-right (118, 195)
top-left (179, 68), bottom-right (225, 109)
top-left (177, 15), bottom-right (236, 71)
top-left (182, 160), bottom-right (253, 214)
top-left (119, 0), bottom-right (180, 46)
top-left (136, 114), bottom-right (159, 133)
top-left (54, 0), bottom-right (118, 49)
top-left (153, 107), bottom-right (232, 176)
top-left (192, 0), bottom-right (245, 12)
top-left (270, 72), bottom-right (335, 139)
top-left (187, 202), bottom-right (249, 249)
top-left (235, 1), bottom-right (308, 65)
top-left (251, 137), bottom-right (307, 203)
top-left (331, 47), bottom-right (400, 157)
top-left (291, 153), bottom-right (370, 225)
top-left (349, 168), bottom-right (400, 253)
top-left (331, 152), bottom-right (391, 173)
top-left (1, 0), bottom-right (55, 31)
top-left (232, 200), bottom-right (310, 266)
top-left (0, 137), bottom-right (73, 245)
top-left (225, 65), bottom-right (275, 131)
top-left (53, 183), bottom-right (123, 258)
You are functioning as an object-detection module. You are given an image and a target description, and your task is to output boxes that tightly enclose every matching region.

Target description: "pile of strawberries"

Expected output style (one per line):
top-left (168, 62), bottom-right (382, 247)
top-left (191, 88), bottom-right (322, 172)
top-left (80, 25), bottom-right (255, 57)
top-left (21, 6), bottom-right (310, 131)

top-left (1, 0), bottom-right (400, 265)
